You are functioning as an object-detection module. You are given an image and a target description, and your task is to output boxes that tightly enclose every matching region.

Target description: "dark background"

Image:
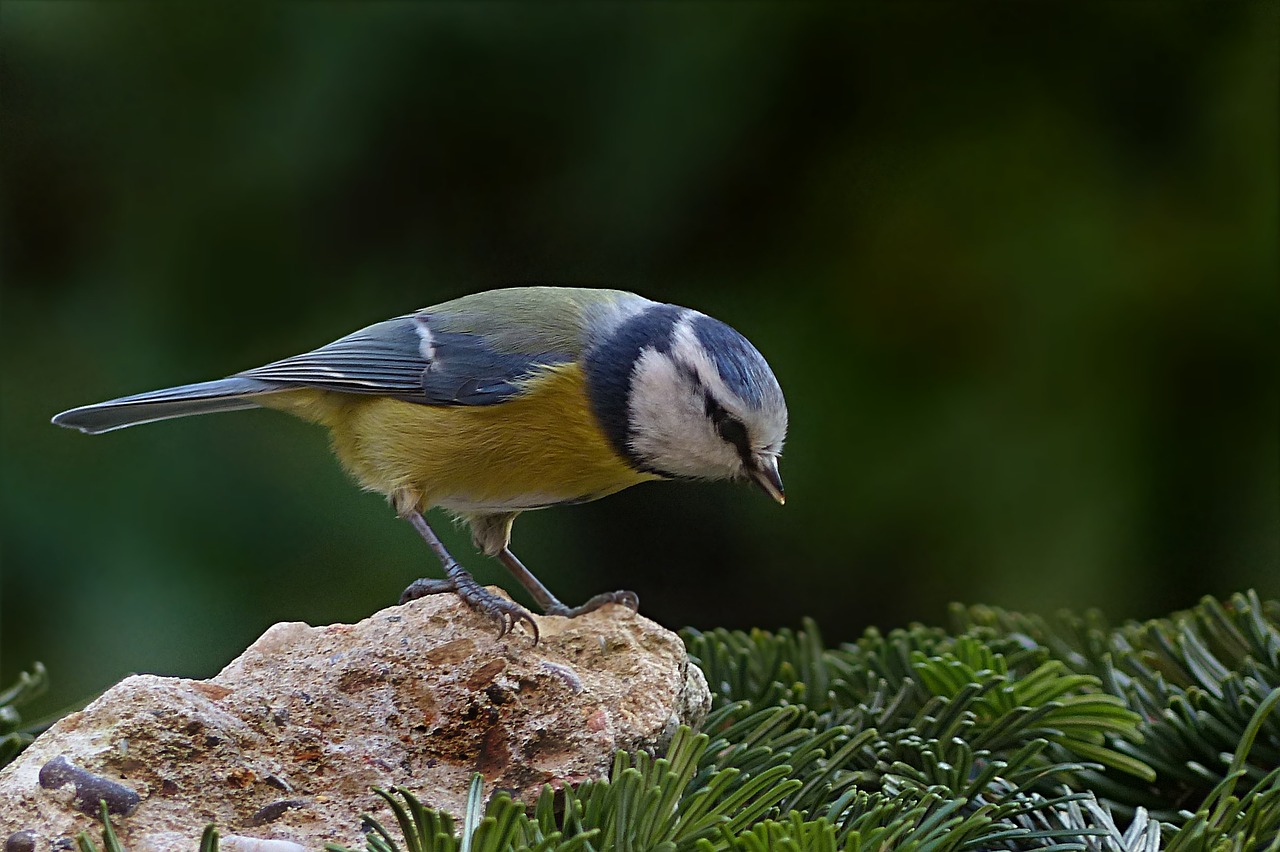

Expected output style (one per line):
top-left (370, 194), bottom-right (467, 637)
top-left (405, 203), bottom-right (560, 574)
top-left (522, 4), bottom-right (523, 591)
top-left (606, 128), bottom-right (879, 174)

top-left (3, 3), bottom-right (1277, 716)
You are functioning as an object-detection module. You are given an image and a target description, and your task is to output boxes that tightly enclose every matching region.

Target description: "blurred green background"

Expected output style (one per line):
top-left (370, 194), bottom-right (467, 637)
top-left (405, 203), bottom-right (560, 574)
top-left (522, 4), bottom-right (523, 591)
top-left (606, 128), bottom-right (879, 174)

top-left (2, 2), bottom-right (1277, 715)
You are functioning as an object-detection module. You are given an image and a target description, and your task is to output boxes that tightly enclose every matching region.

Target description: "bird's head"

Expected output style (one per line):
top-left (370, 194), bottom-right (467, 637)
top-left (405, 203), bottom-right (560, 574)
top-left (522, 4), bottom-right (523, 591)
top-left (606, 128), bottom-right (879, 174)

top-left (587, 304), bottom-right (788, 503)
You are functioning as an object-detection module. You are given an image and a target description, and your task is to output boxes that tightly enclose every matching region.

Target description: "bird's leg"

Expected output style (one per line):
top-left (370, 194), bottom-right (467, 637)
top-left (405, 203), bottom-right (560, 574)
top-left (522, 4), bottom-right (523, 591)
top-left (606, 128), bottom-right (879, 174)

top-left (496, 547), bottom-right (640, 618)
top-left (399, 511), bottom-right (538, 641)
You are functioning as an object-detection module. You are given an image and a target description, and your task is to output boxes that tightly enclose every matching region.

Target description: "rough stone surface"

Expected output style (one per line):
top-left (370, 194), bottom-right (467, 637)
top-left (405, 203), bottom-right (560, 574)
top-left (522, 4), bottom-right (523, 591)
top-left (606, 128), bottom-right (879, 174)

top-left (0, 592), bottom-right (710, 850)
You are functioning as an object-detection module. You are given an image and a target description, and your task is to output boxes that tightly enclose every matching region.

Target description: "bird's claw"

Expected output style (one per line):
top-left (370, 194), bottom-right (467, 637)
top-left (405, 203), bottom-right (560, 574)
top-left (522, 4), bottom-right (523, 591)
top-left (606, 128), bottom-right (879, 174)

top-left (546, 589), bottom-right (640, 618)
top-left (399, 574), bottom-right (538, 643)
top-left (481, 595), bottom-right (539, 643)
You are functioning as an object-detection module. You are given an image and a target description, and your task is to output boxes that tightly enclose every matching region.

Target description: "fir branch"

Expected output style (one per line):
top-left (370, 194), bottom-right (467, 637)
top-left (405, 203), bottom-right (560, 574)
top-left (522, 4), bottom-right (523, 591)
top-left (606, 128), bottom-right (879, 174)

top-left (0, 662), bottom-right (47, 769)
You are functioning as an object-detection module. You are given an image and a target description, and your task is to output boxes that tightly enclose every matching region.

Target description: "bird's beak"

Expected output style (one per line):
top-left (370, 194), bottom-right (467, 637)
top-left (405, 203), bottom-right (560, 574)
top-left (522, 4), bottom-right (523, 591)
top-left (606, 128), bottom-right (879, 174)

top-left (750, 454), bottom-right (786, 505)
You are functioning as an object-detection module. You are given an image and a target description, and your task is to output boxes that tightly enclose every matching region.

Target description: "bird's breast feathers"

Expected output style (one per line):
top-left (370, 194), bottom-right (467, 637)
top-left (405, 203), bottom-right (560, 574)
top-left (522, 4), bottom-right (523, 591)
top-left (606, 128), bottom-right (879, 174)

top-left (262, 361), bottom-right (657, 514)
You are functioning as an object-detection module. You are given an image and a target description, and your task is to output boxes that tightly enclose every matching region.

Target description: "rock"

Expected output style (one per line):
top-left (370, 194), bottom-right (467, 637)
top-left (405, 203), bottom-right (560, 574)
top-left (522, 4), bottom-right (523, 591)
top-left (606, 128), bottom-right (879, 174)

top-left (0, 592), bottom-right (710, 850)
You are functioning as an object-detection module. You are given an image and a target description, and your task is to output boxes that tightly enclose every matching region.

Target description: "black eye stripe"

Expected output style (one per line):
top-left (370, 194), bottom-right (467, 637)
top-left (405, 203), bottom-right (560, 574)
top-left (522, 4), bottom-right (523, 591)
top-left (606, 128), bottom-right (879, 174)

top-left (674, 361), bottom-right (702, 389)
top-left (704, 392), bottom-right (752, 465)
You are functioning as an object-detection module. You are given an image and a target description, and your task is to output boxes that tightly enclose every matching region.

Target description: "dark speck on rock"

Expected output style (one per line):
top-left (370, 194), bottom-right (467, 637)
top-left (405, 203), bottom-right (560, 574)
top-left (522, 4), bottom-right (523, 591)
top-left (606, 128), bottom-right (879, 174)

top-left (539, 661), bottom-right (583, 693)
top-left (249, 799), bottom-right (308, 826)
top-left (38, 755), bottom-right (141, 816)
top-left (265, 774), bottom-right (293, 792)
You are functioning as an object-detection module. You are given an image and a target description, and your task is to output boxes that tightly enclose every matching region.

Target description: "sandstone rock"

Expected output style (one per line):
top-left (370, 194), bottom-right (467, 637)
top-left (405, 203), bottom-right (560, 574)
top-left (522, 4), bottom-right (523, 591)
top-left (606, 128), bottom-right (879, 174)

top-left (0, 592), bottom-right (710, 850)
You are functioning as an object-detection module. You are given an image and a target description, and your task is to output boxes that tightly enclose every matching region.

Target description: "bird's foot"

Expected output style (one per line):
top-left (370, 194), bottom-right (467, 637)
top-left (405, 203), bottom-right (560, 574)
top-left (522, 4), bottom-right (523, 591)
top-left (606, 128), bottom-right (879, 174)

top-left (544, 590), bottom-right (640, 618)
top-left (400, 570), bottom-right (539, 642)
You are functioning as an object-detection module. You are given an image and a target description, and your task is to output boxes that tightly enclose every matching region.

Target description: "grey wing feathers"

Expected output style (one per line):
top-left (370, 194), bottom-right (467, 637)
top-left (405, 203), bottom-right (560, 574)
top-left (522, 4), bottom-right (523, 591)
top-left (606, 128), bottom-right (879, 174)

top-left (53, 310), bottom-right (577, 434)
top-left (236, 316), bottom-right (428, 397)
top-left (237, 313), bottom-right (571, 406)
top-left (419, 330), bottom-right (570, 404)
top-left (51, 377), bottom-right (284, 434)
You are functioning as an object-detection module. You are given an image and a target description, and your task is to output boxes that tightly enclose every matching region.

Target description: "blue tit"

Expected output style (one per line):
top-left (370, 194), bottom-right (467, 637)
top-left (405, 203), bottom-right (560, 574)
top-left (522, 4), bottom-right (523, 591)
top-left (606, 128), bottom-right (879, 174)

top-left (52, 286), bottom-right (788, 639)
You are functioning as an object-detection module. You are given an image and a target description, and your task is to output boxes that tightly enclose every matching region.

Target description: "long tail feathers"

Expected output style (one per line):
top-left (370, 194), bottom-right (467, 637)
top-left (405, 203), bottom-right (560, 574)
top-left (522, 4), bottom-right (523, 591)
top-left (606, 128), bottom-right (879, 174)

top-left (51, 377), bottom-right (287, 435)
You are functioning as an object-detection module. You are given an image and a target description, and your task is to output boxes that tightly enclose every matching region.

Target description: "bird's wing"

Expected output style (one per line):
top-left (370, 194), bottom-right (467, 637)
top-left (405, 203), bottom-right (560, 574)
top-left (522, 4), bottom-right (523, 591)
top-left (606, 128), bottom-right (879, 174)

top-left (237, 313), bottom-right (574, 406)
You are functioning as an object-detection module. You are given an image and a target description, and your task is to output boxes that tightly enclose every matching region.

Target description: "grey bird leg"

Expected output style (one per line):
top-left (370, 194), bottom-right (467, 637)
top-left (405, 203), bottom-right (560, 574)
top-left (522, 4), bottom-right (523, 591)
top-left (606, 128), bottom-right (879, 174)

top-left (399, 512), bottom-right (538, 641)
top-left (496, 548), bottom-right (640, 618)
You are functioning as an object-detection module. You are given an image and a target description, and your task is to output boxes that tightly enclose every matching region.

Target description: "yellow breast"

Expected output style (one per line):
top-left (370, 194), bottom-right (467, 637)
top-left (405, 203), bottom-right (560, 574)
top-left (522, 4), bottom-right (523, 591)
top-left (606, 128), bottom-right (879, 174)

top-left (259, 362), bottom-right (658, 513)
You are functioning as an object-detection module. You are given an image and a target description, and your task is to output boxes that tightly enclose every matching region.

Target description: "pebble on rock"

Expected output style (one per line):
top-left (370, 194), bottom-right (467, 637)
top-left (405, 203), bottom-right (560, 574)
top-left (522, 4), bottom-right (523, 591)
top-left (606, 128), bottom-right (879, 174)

top-left (4, 830), bottom-right (38, 852)
top-left (37, 755), bottom-right (141, 816)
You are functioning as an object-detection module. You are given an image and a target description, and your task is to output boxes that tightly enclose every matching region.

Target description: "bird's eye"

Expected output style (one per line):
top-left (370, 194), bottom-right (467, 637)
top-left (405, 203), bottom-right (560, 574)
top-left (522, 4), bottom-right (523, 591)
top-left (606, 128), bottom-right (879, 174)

top-left (718, 417), bottom-right (750, 455)
top-left (704, 392), bottom-right (752, 464)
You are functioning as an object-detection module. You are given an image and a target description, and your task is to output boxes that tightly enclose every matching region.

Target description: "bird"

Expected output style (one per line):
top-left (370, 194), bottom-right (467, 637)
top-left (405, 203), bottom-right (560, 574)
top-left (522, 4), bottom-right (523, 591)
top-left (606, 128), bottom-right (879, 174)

top-left (52, 286), bottom-right (788, 639)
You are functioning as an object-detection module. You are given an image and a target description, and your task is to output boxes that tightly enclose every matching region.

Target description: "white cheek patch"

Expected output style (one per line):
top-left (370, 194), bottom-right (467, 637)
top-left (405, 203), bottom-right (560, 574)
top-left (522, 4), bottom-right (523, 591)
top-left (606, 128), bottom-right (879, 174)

top-left (627, 344), bottom-right (741, 479)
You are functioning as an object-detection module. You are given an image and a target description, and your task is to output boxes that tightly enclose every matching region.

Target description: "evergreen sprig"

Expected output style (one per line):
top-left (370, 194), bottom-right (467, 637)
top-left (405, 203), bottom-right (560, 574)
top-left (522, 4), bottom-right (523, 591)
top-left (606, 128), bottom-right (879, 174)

top-left (0, 662), bottom-right (47, 767)
top-left (955, 591), bottom-right (1280, 822)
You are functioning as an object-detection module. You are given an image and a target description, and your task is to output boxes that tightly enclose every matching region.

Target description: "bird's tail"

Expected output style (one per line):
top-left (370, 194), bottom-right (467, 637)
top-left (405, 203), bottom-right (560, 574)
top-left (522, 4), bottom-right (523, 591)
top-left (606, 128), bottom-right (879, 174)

top-left (51, 377), bottom-right (287, 435)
